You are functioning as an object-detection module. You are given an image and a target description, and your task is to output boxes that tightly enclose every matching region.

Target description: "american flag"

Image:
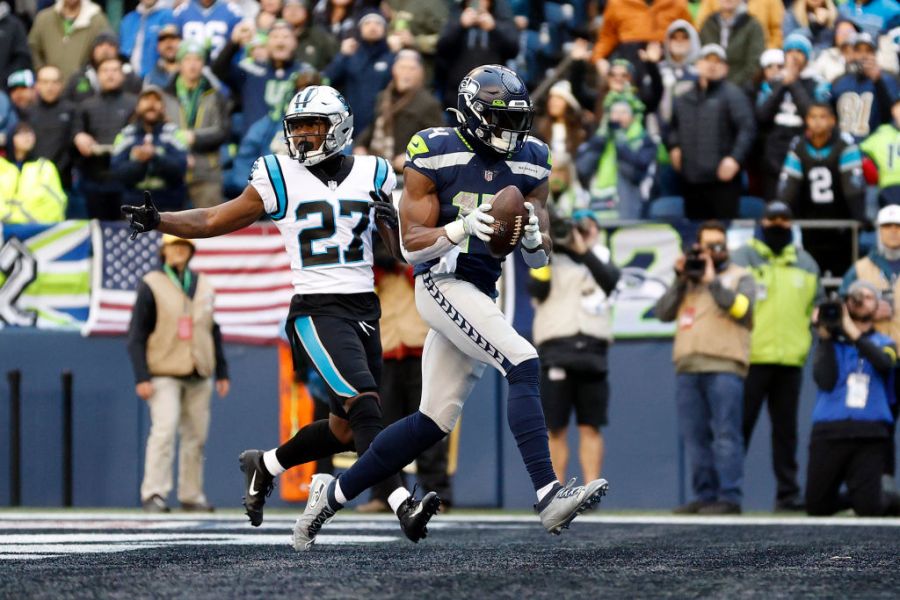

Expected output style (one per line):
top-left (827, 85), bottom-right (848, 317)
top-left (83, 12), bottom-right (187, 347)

top-left (82, 221), bottom-right (293, 344)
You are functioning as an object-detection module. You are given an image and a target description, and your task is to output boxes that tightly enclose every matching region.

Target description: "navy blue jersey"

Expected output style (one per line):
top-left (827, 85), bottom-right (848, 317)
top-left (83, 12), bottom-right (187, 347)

top-left (405, 126), bottom-right (551, 296)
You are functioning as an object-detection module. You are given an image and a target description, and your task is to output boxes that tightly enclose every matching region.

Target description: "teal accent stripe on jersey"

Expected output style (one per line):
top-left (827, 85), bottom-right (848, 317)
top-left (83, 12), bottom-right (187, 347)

top-left (264, 155), bottom-right (288, 220)
top-left (294, 317), bottom-right (358, 398)
top-left (373, 156), bottom-right (389, 192)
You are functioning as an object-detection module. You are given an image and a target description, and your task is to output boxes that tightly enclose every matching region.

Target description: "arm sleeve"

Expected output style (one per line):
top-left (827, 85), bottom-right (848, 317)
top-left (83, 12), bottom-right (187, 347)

top-left (580, 248), bottom-right (621, 296)
top-left (653, 280), bottom-right (687, 322)
top-left (787, 79), bottom-right (814, 118)
top-left (190, 95), bottom-right (229, 152)
top-left (728, 86), bottom-right (757, 165)
top-left (755, 84), bottom-right (787, 123)
top-left (839, 144), bottom-right (867, 221)
top-left (213, 322), bottom-right (229, 380)
top-left (708, 273), bottom-right (755, 327)
top-left (639, 60), bottom-right (663, 116)
top-left (874, 77), bottom-right (896, 127)
top-left (126, 281), bottom-right (157, 384)
top-left (592, 3), bottom-right (618, 60)
top-left (248, 156), bottom-right (278, 214)
top-left (777, 142), bottom-right (804, 205)
top-left (855, 336), bottom-right (897, 373)
top-left (211, 40), bottom-right (242, 85)
top-left (812, 339), bottom-right (839, 391)
top-left (111, 136), bottom-right (149, 186)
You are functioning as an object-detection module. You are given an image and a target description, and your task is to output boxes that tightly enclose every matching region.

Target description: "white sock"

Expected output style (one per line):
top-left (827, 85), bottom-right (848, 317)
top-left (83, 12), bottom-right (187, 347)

top-left (537, 481), bottom-right (559, 503)
top-left (387, 487), bottom-right (411, 514)
top-left (262, 449), bottom-right (285, 477)
top-left (334, 480), bottom-right (348, 505)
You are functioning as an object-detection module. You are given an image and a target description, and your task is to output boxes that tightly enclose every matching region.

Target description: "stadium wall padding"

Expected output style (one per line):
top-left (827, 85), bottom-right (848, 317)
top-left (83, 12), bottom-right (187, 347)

top-left (0, 329), bottom-right (874, 511)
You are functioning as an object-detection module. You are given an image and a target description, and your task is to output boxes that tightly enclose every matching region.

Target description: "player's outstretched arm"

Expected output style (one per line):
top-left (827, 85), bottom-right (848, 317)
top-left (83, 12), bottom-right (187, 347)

top-left (123, 186), bottom-right (266, 240)
top-left (399, 168), bottom-right (494, 264)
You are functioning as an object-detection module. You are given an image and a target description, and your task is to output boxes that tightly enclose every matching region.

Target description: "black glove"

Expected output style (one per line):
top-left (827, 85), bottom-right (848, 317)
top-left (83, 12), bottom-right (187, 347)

top-left (121, 191), bottom-right (161, 240)
top-left (369, 189), bottom-right (398, 228)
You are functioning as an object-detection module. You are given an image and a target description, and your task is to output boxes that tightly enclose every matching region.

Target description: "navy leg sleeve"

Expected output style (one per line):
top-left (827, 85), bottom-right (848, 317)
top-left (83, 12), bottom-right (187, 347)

top-left (506, 357), bottom-right (557, 492)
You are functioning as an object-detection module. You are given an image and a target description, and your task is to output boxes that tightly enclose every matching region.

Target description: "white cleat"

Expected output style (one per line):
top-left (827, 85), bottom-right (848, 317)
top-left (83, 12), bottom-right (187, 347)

top-left (537, 478), bottom-right (609, 535)
top-left (292, 473), bottom-right (338, 551)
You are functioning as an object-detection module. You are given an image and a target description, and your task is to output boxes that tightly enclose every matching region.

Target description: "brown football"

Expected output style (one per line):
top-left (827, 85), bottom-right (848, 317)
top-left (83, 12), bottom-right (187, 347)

top-left (487, 185), bottom-right (529, 258)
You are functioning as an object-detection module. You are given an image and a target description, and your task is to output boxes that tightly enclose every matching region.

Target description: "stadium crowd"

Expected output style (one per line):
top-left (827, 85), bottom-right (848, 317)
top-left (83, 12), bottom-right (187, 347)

top-left (1, 0), bottom-right (899, 516)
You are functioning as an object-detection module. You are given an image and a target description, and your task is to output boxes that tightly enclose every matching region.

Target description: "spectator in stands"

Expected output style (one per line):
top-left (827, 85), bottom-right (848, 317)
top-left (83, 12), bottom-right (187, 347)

top-left (778, 102), bottom-right (866, 276)
top-left (65, 32), bottom-right (143, 103)
top-left (732, 201), bottom-right (823, 511)
top-left (533, 80), bottom-right (589, 208)
top-left (528, 210), bottom-right (620, 485)
top-left (28, 0), bottom-right (110, 82)
top-left (571, 54), bottom-right (663, 122)
top-left (811, 20), bottom-right (859, 82)
top-left (283, 0), bottom-right (338, 71)
top-left (120, 0), bottom-right (175, 79)
top-left (861, 96), bottom-right (900, 205)
top-left (655, 19), bottom-right (700, 134)
top-left (145, 24), bottom-right (182, 88)
top-left (31, 66), bottom-right (75, 190)
top-left (838, 0), bottom-right (900, 38)
top-left (807, 280), bottom-right (900, 517)
top-left (313, 0), bottom-right (362, 40)
top-left (668, 44), bottom-right (756, 219)
top-left (833, 32), bottom-right (900, 141)
top-left (173, 0), bottom-right (243, 60)
top-left (699, 0), bottom-right (766, 85)
top-left (325, 11), bottom-right (393, 135)
top-left (7, 70), bottom-right (35, 120)
top-left (576, 92), bottom-right (657, 219)
top-left (655, 220), bottom-right (756, 515)
top-left (355, 49), bottom-right (443, 173)
top-left (112, 86), bottom-right (188, 212)
top-left (0, 122), bottom-right (66, 223)
top-left (783, 0), bottom-right (838, 52)
top-left (435, 0), bottom-right (519, 108)
top-left (223, 64), bottom-right (320, 195)
top-left (214, 20), bottom-right (298, 136)
top-left (254, 0), bottom-right (282, 32)
top-left (357, 239), bottom-right (453, 513)
top-left (841, 204), bottom-right (900, 494)
top-left (128, 234), bottom-right (230, 513)
top-left (591, 0), bottom-right (692, 68)
top-left (383, 0), bottom-right (448, 77)
top-left (754, 35), bottom-right (829, 200)
top-left (696, 0), bottom-right (784, 48)
top-left (73, 56), bottom-right (138, 220)
top-left (162, 41), bottom-right (227, 209)
top-left (0, 4), bottom-right (32, 92)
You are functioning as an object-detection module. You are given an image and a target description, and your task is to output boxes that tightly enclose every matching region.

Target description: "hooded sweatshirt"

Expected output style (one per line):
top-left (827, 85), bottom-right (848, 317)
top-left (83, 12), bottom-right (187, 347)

top-left (657, 19), bottom-right (700, 129)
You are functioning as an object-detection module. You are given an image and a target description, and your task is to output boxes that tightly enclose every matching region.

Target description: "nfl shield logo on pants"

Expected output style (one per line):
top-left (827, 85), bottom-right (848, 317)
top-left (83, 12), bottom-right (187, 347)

top-left (484, 170), bottom-right (494, 181)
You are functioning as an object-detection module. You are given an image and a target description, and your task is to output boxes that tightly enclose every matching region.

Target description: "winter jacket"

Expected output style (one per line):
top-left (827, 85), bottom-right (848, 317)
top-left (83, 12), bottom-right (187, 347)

top-left (0, 156), bottom-right (66, 223)
top-left (162, 75), bottom-right (228, 186)
top-left (861, 121), bottom-right (900, 204)
top-left (64, 64), bottom-right (144, 104)
top-left (731, 237), bottom-right (823, 367)
top-left (667, 78), bottom-right (756, 183)
top-left (386, 0), bottom-right (450, 56)
top-left (111, 120), bottom-right (188, 211)
top-left (839, 0), bottom-right (900, 37)
top-left (0, 5), bottom-right (31, 91)
top-left (119, 4), bottom-right (174, 78)
top-left (73, 89), bottom-right (138, 186)
top-left (28, 0), bottom-right (110, 81)
top-left (435, 8), bottom-right (519, 106)
top-left (294, 24), bottom-right (339, 71)
top-left (30, 97), bottom-right (76, 188)
top-left (592, 0), bottom-right (693, 60)
top-left (213, 40), bottom-right (300, 136)
top-left (696, 0), bottom-right (785, 47)
top-left (699, 11), bottom-right (766, 85)
top-left (832, 71), bottom-right (900, 141)
top-left (324, 40), bottom-right (394, 135)
top-left (356, 85), bottom-right (444, 166)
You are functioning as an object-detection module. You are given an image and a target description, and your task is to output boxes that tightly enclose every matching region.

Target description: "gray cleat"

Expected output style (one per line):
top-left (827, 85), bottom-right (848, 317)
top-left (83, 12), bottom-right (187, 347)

top-left (536, 477), bottom-right (609, 535)
top-left (292, 473), bottom-right (339, 551)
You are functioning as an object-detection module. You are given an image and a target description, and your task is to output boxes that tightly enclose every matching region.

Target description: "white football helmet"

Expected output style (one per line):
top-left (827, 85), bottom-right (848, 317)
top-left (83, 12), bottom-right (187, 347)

top-left (283, 85), bottom-right (353, 166)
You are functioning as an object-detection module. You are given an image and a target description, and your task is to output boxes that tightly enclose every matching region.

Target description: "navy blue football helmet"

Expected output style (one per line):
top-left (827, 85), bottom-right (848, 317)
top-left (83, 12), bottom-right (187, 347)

top-left (454, 64), bottom-right (534, 155)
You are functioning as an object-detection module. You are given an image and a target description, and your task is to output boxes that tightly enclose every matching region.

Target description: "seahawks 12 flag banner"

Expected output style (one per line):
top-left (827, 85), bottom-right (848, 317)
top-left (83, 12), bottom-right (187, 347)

top-left (0, 220), bottom-right (689, 343)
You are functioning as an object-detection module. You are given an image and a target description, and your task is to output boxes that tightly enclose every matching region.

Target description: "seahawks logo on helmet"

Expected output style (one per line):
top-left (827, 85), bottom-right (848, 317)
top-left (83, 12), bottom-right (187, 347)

top-left (453, 65), bottom-right (534, 155)
top-left (282, 85), bottom-right (354, 166)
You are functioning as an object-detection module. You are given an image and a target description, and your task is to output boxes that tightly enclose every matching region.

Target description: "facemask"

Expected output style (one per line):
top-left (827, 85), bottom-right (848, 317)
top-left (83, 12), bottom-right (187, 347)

top-left (761, 226), bottom-right (793, 253)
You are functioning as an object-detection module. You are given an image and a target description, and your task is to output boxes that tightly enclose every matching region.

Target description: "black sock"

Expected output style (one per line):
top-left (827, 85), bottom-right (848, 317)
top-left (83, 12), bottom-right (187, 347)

top-left (274, 419), bottom-right (354, 470)
top-left (348, 394), bottom-right (405, 494)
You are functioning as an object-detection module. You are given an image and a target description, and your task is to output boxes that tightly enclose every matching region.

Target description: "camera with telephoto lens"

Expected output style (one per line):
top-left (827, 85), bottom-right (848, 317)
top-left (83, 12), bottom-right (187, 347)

top-left (816, 293), bottom-right (843, 333)
top-left (550, 215), bottom-right (575, 245)
top-left (683, 246), bottom-right (707, 281)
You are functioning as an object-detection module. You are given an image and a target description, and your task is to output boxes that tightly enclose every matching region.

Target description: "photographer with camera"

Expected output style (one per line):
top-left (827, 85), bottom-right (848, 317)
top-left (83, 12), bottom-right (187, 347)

top-left (655, 220), bottom-right (756, 514)
top-left (528, 209), bottom-right (620, 484)
top-left (807, 281), bottom-right (900, 516)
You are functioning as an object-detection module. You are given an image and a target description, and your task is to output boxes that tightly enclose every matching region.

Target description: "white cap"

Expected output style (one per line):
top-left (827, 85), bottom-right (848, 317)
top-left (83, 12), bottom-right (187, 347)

top-left (760, 48), bottom-right (784, 68)
top-left (877, 204), bottom-right (900, 226)
top-left (699, 43), bottom-right (726, 61)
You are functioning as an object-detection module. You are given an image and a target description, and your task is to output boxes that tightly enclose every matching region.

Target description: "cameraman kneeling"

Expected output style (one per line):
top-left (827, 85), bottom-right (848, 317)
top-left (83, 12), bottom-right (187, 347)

top-left (528, 210), bottom-right (620, 483)
top-left (808, 282), bottom-right (900, 516)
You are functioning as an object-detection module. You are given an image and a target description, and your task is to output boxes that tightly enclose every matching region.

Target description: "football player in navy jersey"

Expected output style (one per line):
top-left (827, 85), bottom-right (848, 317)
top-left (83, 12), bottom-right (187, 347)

top-left (294, 65), bottom-right (609, 549)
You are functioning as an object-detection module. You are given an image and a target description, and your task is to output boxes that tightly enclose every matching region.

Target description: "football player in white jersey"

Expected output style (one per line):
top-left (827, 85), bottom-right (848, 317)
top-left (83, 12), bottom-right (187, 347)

top-left (123, 85), bottom-right (441, 547)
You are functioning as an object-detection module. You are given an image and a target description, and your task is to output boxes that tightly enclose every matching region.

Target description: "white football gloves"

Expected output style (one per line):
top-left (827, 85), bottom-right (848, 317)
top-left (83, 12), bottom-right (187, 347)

top-left (445, 203), bottom-right (494, 244)
top-left (521, 201), bottom-right (542, 250)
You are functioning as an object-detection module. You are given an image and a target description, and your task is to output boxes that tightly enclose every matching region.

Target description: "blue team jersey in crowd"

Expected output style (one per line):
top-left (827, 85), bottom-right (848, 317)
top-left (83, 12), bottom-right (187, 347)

top-left (174, 0), bottom-right (243, 59)
top-left (405, 126), bottom-right (551, 296)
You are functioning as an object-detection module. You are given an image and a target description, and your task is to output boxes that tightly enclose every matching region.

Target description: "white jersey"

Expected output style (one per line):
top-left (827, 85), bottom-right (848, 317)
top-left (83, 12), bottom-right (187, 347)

top-left (250, 154), bottom-right (396, 295)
